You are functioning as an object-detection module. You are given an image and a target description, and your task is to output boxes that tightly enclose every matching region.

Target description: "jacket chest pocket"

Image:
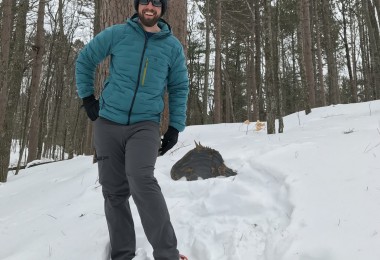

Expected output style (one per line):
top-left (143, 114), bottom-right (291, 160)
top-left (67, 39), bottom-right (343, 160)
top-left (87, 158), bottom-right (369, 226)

top-left (141, 57), bottom-right (168, 86)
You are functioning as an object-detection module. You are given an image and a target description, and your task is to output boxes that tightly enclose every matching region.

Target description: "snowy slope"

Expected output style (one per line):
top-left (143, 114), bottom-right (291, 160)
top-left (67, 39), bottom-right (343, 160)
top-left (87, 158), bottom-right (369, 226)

top-left (1, 100), bottom-right (379, 260)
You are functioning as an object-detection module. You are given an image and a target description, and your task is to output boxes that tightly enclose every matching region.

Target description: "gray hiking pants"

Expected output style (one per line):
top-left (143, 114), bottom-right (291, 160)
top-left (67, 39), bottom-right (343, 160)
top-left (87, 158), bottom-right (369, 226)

top-left (93, 118), bottom-right (179, 260)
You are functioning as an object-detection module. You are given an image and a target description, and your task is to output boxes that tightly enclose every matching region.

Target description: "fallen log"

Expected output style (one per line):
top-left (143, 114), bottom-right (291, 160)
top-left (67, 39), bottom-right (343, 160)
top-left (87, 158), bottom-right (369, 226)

top-left (8, 159), bottom-right (64, 171)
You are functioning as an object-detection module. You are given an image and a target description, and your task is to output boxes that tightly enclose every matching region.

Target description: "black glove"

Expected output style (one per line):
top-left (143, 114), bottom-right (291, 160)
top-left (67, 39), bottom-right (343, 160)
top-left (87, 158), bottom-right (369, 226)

top-left (159, 126), bottom-right (179, 156)
top-left (82, 94), bottom-right (99, 121)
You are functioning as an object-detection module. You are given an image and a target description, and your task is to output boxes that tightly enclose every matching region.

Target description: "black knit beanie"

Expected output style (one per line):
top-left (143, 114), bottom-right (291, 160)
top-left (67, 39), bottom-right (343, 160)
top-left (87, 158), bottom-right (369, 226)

top-left (134, 0), bottom-right (167, 16)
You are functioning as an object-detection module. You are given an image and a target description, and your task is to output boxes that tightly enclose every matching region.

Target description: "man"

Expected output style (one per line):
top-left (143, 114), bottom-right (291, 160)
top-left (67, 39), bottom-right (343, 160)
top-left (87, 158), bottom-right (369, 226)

top-left (75, 0), bottom-right (189, 259)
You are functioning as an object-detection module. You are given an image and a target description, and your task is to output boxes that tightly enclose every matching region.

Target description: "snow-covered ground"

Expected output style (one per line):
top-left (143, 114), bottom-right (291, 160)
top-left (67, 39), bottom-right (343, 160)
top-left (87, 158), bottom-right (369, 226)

top-left (1, 100), bottom-right (379, 260)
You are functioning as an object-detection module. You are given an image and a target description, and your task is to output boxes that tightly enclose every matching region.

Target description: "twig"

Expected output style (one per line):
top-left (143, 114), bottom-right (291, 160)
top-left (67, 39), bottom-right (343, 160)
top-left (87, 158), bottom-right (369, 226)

top-left (47, 214), bottom-right (57, 220)
top-left (364, 142), bottom-right (380, 153)
top-left (168, 142), bottom-right (191, 155)
top-left (321, 114), bottom-right (344, 118)
top-left (343, 128), bottom-right (354, 134)
top-left (363, 128), bottom-right (380, 153)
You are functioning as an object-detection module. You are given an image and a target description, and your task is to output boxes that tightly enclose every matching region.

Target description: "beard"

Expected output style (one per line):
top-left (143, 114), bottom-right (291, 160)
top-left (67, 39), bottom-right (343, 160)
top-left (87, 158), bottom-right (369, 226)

top-left (138, 9), bottom-right (160, 27)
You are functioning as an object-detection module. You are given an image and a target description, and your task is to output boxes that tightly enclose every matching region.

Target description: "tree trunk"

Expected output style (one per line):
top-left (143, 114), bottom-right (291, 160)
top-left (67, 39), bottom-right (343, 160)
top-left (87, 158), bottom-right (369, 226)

top-left (244, 0), bottom-right (255, 122)
top-left (165, 0), bottom-right (187, 132)
top-left (224, 41), bottom-right (231, 123)
top-left (341, 0), bottom-right (357, 103)
top-left (349, 3), bottom-right (359, 102)
top-left (362, 0), bottom-right (375, 100)
top-left (186, 17), bottom-right (197, 125)
top-left (254, 0), bottom-right (263, 121)
top-left (48, 0), bottom-right (66, 160)
top-left (373, 0), bottom-right (380, 28)
top-left (203, 0), bottom-right (210, 124)
top-left (0, 0), bottom-right (13, 133)
top-left (358, 6), bottom-right (371, 101)
top-left (301, 0), bottom-right (315, 110)
top-left (291, 33), bottom-right (298, 113)
top-left (26, 0), bottom-right (46, 163)
top-left (246, 38), bottom-right (254, 121)
top-left (213, 0), bottom-right (222, 123)
top-left (40, 7), bottom-right (60, 159)
top-left (273, 2), bottom-right (283, 133)
top-left (298, 1), bottom-right (309, 114)
top-left (366, 0), bottom-right (380, 99)
top-left (263, 0), bottom-right (276, 134)
top-left (321, 0), bottom-right (340, 104)
top-left (315, 1), bottom-right (326, 106)
top-left (0, 0), bottom-right (25, 183)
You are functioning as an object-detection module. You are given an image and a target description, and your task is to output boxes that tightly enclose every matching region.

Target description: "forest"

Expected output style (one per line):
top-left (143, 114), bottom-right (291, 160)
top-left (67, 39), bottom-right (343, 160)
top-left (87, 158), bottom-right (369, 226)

top-left (0, 0), bottom-right (379, 182)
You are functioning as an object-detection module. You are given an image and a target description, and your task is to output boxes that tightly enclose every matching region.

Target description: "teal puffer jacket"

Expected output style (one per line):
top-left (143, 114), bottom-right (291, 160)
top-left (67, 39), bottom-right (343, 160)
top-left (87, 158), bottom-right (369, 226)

top-left (75, 14), bottom-right (189, 131)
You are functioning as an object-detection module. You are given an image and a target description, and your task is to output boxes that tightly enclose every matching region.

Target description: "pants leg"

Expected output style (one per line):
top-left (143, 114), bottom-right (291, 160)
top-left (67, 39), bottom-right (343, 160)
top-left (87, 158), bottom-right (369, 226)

top-left (94, 118), bottom-right (136, 260)
top-left (124, 121), bottom-right (179, 260)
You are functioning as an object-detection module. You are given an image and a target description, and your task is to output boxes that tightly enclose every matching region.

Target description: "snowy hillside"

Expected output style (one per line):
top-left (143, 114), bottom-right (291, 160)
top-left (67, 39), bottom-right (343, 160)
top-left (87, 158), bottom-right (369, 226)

top-left (1, 100), bottom-right (379, 260)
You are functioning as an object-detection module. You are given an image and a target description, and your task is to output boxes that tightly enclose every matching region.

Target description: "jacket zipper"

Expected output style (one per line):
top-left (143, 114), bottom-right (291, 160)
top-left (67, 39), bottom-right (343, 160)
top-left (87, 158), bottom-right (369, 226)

top-left (141, 58), bottom-right (149, 86)
top-left (127, 35), bottom-right (148, 125)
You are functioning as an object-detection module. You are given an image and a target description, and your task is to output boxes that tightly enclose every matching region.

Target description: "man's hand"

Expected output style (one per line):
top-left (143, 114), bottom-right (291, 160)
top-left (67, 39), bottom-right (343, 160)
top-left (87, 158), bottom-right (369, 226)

top-left (159, 126), bottom-right (179, 156)
top-left (82, 94), bottom-right (99, 121)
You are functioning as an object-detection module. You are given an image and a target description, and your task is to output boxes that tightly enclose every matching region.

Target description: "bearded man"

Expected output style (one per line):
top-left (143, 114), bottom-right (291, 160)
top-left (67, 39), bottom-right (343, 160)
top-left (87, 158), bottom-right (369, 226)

top-left (75, 0), bottom-right (189, 259)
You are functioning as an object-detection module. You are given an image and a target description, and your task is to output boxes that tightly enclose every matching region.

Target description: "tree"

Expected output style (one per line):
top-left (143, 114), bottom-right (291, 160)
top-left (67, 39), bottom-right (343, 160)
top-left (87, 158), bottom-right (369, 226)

top-left (244, 0), bottom-right (260, 122)
top-left (25, 0), bottom-right (46, 164)
top-left (0, 0), bottom-right (13, 132)
top-left (273, 1), bottom-right (284, 133)
top-left (165, 0), bottom-right (188, 132)
top-left (364, 0), bottom-right (380, 99)
top-left (301, 0), bottom-right (316, 112)
top-left (314, 0), bottom-right (327, 106)
top-left (213, 0), bottom-right (222, 123)
top-left (186, 3), bottom-right (202, 125)
top-left (254, 0), bottom-right (263, 120)
top-left (263, 0), bottom-right (276, 134)
top-left (0, 0), bottom-right (17, 182)
top-left (321, 0), bottom-right (340, 104)
top-left (203, 0), bottom-right (211, 124)
top-left (340, 0), bottom-right (357, 103)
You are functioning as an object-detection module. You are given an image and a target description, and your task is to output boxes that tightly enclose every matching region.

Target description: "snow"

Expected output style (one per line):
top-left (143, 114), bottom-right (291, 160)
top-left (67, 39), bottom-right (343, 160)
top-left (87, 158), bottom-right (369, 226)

top-left (1, 100), bottom-right (380, 260)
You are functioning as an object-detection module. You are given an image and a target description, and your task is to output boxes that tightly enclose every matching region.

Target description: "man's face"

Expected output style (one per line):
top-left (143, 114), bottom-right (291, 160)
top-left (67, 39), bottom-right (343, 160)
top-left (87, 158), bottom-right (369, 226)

top-left (138, 0), bottom-right (162, 28)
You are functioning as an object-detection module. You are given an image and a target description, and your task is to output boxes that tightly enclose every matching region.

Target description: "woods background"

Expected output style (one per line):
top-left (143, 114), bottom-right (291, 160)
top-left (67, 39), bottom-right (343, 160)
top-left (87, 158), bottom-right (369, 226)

top-left (0, 0), bottom-right (379, 182)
